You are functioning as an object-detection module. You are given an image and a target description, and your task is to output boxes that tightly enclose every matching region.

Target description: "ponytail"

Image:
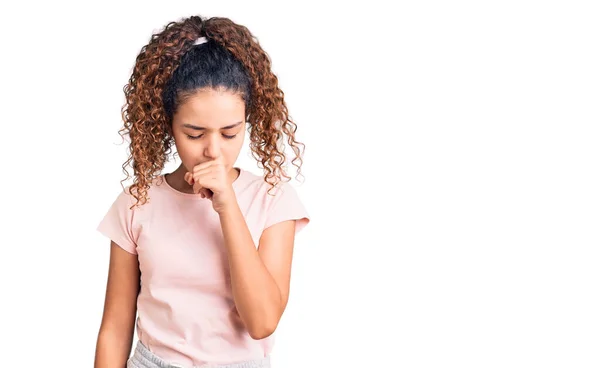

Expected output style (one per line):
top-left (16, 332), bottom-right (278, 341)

top-left (119, 15), bottom-right (303, 208)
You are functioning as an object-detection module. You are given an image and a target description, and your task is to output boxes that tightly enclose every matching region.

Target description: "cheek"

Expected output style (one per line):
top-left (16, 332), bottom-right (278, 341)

top-left (173, 137), bottom-right (197, 161)
top-left (227, 137), bottom-right (244, 151)
top-left (223, 136), bottom-right (245, 158)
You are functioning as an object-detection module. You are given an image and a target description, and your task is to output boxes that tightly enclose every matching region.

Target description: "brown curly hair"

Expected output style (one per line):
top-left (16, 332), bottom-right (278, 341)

top-left (118, 15), bottom-right (304, 209)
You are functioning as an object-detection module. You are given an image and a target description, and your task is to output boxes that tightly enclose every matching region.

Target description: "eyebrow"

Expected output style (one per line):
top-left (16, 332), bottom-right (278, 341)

top-left (182, 121), bottom-right (243, 131)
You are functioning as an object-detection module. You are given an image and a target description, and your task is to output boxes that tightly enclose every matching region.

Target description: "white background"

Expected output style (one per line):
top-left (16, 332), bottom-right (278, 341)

top-left (1, 1), bottom-right (599, 367)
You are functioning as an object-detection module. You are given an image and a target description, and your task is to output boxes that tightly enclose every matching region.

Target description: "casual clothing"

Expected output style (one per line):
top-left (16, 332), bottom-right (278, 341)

top-left (97, 168), bottom-right (310, 366)
top-left (127, 340), bottom-right (271, 368)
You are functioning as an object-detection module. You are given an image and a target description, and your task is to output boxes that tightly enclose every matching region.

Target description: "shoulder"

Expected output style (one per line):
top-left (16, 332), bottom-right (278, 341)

top-left (237, 168), bottom-right (299, 202)
top-left (110, 185), bottom-right (138, 209)
top-left (109, 176), bottom-right (166, 212)
top-left (238, 168), bottom-right (309, 228)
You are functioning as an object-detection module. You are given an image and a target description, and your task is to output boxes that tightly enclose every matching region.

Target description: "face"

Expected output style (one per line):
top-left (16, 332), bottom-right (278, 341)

top-left (171, 88), bottom-right (246, 173)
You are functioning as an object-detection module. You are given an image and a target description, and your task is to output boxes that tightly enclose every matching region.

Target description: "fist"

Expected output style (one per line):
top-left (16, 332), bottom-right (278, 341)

top-left (184, 157), bottom-right (236, 213)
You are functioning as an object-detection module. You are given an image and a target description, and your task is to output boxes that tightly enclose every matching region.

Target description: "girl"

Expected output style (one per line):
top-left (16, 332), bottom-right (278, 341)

top-left (94, 15), bottom-right (310, 368)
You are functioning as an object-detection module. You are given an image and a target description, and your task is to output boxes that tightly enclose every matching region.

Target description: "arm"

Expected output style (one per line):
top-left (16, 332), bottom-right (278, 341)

top-left (219, 202), bottom-right (296, 340)
top-left (94, 241), bottom-right (140, 367)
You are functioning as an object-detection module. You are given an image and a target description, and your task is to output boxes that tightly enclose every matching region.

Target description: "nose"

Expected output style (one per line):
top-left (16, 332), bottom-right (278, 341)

top-left (203, 135), bottom-right (220, 160)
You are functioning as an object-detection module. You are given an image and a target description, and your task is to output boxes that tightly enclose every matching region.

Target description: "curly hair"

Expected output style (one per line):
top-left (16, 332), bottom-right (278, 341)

top-left (118, 15), bottom-right (304, 208)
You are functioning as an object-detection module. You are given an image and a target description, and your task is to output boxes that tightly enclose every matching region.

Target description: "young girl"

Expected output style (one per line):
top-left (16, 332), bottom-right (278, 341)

top-left (94, 15), bottom-right (310, 368)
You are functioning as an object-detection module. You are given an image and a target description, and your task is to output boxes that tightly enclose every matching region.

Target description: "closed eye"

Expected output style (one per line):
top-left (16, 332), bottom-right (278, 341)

top-left (186, 134), bottom-right (237, 140)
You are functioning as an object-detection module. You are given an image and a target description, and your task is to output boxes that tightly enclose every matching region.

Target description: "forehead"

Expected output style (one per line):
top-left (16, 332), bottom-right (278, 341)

top-left (174, 88), bottom-right (245, 126)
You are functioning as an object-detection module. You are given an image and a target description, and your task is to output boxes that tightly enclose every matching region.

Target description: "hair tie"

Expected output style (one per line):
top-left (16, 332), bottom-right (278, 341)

top-left (194, 36), bottom-right (208, 45)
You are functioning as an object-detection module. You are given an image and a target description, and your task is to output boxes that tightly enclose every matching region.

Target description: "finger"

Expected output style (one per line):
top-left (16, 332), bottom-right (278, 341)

top-left (193, 166), bottom-right (221, 179)
top-left (193, 159), bottom-right (219, 173)
top-left (201, 188), bottom-right (213, 199)
top-left (184, 172), bottom-right (193, 186)
top-left (193, 180), bottom-right (211, 199)
top-left (192, 176), bottom-right (216, 198)
top-left (195, 178), bottom-right (214, 192)
top-left (193, 180), bottom-right (204, 195)
top-left (193, 179), bottom-right (218, 198)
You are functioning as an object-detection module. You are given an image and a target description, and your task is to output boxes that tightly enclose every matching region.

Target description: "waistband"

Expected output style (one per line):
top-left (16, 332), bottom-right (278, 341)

top-left (128, 340), bottom-right (271, 368)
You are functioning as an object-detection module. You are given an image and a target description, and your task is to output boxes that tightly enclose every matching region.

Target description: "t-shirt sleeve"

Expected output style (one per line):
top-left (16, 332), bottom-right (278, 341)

top-left (264, 182), bottom-right (310, 235)
top-left (96, 188), bottom-right (139, 254)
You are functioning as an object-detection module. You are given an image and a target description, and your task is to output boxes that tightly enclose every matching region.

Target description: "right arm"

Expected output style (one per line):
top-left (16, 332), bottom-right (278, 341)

top-left (94, 241), bottom-right (140, 368)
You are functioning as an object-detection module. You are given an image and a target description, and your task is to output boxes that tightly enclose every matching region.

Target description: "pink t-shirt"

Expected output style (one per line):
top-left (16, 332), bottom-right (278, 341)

top-left (96, 168), bottom-right (310, 366)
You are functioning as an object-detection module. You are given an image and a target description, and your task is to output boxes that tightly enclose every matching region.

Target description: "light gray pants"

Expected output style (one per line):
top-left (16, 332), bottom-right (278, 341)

top-left (127, 340), bottom-right (271, 368)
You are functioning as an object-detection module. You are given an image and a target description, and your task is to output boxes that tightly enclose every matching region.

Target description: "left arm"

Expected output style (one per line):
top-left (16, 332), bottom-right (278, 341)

top-left (219, 200), bottom-right (295, 340)
top-left (185, 160), bottom-right (298, 340)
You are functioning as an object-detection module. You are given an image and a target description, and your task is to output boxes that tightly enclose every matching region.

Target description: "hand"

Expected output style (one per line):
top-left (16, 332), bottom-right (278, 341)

top-left (184, 157), bottom-right (236, 213)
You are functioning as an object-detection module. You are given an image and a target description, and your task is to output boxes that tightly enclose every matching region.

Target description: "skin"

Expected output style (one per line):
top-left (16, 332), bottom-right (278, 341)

top-left (95, 88), bottom-right (297, 366)
top-left (169, 87), bottom-right (247, 211)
